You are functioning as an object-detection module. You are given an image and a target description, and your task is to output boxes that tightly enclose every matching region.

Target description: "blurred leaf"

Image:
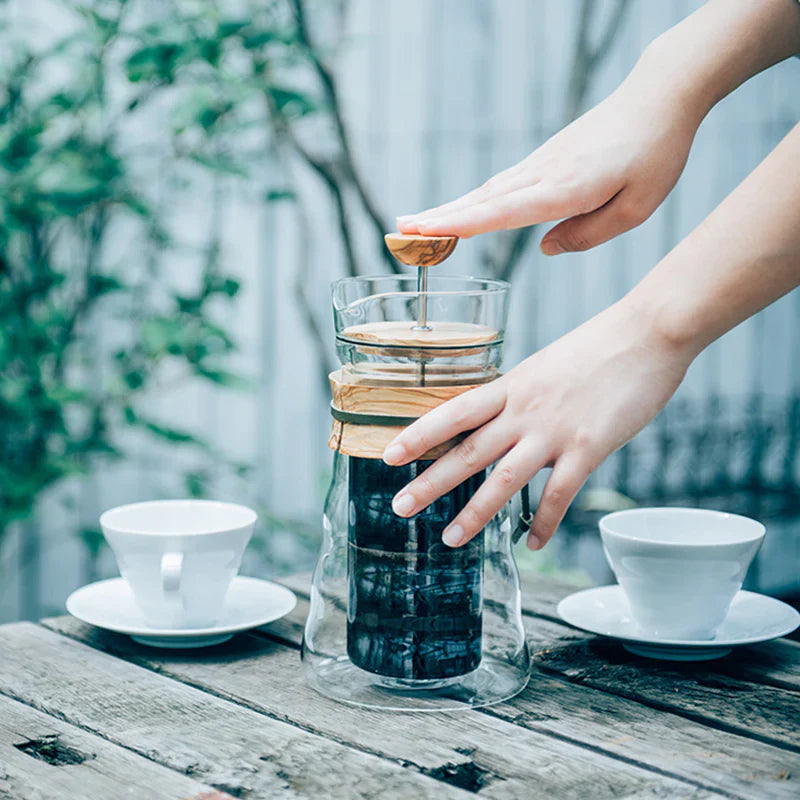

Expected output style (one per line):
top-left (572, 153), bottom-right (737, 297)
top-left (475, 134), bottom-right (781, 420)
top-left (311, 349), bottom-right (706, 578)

top-left (187, 151), bottom-right (247, 177)
top-left (140, 316), bottom-right (183, 354)
top-left (139, 418), bottom-right (205, 446)
top-left (184, 469), bottom-right (210, 498)
top-left (76, 527), bottom-right (106, 559)
top-left (268, 86), bottom-right (317, 117)
top-left (217, 19), bottom-right (250, 39)
top-left (234, 462), bottom-right (253, 478)
top-left (125, 42), bottom-right (186, 83)
top-left (193, 366), bottom-right (252, 390)
top-left (122, 369), bottom-right (145, 390)
top-left (264, 188), bottom-right (295, 203)
top-left (241, 29), bottom-right (282, 50)
top-left (220, 278), bottom-right (240, 297)
top-left (203, 274), bottom-right (240, 297)
top-left (44, 384), bottom-right (90, 405)
top-left (0, 0), bottom-right (274, 551)
top-left (87, 273), bottom-right (125, 298)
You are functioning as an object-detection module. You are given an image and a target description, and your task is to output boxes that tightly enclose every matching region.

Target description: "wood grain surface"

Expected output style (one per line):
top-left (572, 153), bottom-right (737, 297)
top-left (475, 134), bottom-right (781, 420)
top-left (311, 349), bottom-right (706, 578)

top-left (341, 321), bottom-right (498, 349)
top-left (384, 233), bottom-right (458, 266)
top-left (0, 623), bottom-right (473, 800)
top-left (327, 367), bottom-right (481, 459)
top-left (40, 616), bottom-right (721, 800)
top-left (330, 368), bottom-right (482, 414)
top-left (0, 694), bottom-right (228, 800)
top-left (1, 570), bottom-right (797, 800)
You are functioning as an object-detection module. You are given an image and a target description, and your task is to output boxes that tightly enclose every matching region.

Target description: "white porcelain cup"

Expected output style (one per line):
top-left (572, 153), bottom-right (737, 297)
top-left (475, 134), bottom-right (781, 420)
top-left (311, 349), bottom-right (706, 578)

top-left (599, 507), bottom-right (765, 640)
top-left (100, 500), bottom-right (257, 629)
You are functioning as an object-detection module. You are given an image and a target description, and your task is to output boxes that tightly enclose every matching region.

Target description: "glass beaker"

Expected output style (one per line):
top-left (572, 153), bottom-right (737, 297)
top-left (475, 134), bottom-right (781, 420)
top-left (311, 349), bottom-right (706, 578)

top-left (302, 276), bottom-right (530, 710)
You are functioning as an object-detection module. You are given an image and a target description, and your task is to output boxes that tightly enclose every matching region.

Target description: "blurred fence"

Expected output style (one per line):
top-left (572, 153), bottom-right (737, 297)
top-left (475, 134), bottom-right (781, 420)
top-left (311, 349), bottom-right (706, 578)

top-left (2, 0), bottom-right (799, 621)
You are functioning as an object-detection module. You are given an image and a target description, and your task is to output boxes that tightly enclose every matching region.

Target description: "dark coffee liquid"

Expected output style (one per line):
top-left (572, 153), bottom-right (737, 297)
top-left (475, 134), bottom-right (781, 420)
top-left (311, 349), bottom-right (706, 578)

top-left (347, 457), bottom-right (484, 680)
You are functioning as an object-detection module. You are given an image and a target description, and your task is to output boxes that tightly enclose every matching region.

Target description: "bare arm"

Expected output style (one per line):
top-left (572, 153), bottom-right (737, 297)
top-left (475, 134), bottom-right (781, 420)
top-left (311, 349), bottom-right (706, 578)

top-left (637, 121), bottom-right (800, 360)
top-left (397, 0), bottom-right (800, 253)
top-left (385, 122), bottom-right (800, 549)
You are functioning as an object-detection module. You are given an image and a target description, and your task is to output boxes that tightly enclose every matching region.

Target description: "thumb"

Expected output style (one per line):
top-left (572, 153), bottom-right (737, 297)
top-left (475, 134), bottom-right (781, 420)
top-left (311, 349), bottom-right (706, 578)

top-left (540, 192), bottom-right (646, 255)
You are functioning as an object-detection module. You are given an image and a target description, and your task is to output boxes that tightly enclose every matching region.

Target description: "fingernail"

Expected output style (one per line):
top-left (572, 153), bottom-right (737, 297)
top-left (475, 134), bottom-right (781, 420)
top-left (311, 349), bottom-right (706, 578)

top-left (540, 238), bottom-right (565, 255)
top-left (392, 492), bottom-right (416, 517)
top-left (383, 443), bottom-right (406, 465)
top-left (396, 215), bottom-right (415, 225)
top-left (442, 524), bottom-right (464, 547)
top-left (527, 533), bottom-right (541, 551)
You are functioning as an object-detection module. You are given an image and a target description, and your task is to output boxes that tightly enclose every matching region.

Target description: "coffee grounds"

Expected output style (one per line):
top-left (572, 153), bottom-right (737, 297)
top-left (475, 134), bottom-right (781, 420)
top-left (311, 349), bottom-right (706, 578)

top-left (347, 456), bottom-right (483, 680)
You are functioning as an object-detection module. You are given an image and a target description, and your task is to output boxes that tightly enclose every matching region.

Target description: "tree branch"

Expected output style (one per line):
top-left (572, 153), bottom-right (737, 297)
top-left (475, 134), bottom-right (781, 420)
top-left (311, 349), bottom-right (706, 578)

top-left (289, 0), bottom-right (399, 274)
top-left (265, 117), bottom-right (337, 391)
top-left (264, 92), bottom-right (361, 278)
top-left (293, 197), bottom-right (336, 392)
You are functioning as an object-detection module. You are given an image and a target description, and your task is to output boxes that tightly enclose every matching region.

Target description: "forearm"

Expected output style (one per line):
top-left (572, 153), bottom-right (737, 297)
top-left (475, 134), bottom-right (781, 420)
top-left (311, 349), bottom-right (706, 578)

top-left (630, 121), bottom-right (800, 360)
top-left (628, 0), bottom-right (800, 125)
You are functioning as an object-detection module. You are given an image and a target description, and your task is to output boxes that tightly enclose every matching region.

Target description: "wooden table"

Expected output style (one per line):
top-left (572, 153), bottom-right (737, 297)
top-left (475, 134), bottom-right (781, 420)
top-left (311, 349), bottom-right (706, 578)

top-left (0, 572), bottom-right (797, 800)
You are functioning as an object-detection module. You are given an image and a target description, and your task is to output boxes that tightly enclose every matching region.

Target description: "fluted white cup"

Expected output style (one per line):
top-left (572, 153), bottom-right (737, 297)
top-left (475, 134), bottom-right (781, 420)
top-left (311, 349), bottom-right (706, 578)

top-left (101, 499), bottom-right (256, 629)
top-left (600, 507), bottom-right (765, 640)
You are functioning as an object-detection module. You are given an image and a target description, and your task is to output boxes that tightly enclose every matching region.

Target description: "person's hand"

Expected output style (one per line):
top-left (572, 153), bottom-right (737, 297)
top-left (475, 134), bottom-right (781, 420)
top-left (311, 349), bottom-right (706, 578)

top-left (399, 0), bottom-right (800, 251)
top-left (397, 66), bottom-right (702, 254)
top-left (383, 301), bottom-right (692, 549)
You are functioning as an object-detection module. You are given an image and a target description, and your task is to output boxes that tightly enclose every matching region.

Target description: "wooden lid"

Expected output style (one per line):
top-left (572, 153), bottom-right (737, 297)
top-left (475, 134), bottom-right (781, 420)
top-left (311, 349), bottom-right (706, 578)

top-left (384, 233), bottom-right (458, 266)
top-left (340, 321), bottom-right (499, 350)
top-left (340, 362), bottom-right (499, 387)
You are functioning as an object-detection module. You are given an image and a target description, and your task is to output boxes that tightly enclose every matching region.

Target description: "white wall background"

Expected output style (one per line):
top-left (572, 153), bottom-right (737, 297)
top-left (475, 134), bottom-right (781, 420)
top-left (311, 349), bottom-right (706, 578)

top-left (2, 0), bottom-right (799, 620)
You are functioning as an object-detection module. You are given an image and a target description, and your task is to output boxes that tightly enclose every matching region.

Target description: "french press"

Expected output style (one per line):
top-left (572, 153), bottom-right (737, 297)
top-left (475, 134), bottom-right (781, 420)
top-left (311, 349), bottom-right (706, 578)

top-left (301, 234), bottom-right (530, 711)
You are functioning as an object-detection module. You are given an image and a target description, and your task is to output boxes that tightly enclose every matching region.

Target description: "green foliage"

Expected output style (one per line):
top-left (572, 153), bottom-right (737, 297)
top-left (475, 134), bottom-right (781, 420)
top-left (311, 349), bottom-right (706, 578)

top-left (0, 0), bottom-right (326, 545)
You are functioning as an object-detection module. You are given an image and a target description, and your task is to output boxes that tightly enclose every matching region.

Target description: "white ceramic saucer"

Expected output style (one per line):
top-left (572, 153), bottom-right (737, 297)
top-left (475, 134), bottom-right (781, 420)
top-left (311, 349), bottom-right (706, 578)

top-left (557, 585), bottom-right (800, 661)
top-left (66, 576), bottom-right (297, 649)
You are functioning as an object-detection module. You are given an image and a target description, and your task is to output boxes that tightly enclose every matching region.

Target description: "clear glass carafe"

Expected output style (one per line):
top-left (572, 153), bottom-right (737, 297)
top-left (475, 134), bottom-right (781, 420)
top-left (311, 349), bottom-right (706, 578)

top-left (302, 276), bottom-right (530, 710)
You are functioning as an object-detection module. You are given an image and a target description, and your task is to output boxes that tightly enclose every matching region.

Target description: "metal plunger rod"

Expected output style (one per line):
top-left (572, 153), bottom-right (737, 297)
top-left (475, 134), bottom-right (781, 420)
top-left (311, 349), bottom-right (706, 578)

top-left (383, 232), bottom-right (459, 333)
top-left (383, 233), bottom-right (460, 387)
top-left (414, 265), bottom-right (430, 331)
top-left (416, 265), bottom-right (428, 386)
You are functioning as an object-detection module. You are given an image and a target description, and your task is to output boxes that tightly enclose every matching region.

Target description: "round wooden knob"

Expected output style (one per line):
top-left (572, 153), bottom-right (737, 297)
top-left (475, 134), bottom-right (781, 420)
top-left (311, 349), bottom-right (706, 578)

top-left (384, 232), bottom-right (458, 266)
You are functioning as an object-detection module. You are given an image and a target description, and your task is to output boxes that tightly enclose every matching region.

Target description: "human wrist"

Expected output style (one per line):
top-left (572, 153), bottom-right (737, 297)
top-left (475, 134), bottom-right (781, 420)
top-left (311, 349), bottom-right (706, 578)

top-left (616, 277), bottom-right (703, 372)
top-left (628, 28), bottom-right (718, 129)
top-left (634, 0), bottom-right (800, 127)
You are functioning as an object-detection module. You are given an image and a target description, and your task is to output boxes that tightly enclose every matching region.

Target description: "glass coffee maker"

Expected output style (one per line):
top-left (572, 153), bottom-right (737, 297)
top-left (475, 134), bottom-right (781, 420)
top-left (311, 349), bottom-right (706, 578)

top-left (302, 272), bottom-right (530, 711)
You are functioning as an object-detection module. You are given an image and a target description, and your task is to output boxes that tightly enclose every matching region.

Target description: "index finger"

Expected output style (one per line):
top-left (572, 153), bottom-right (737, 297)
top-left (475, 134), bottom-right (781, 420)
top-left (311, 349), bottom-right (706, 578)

top-left (414, 182), bottom-right (587, 238)
top-left (382, 382), bottom-right (506, 466)
top-left (397, 163), bottom-right (529, 233)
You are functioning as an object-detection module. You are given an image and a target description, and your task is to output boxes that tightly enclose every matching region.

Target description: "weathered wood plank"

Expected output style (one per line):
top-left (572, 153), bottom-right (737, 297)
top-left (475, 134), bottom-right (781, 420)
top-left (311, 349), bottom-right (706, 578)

top-left (0, 693), bottom-right (227, 800)
top-left (726, 640), bottom-right (800, 692)
top-left (40, 616), bottom-right (720, 800)
top-left (0, 623), bottom-right (474, 800)
top-left (535, 639), bottom-right (800, 752)
top-left (486, 673), bottom-right (798, 800)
